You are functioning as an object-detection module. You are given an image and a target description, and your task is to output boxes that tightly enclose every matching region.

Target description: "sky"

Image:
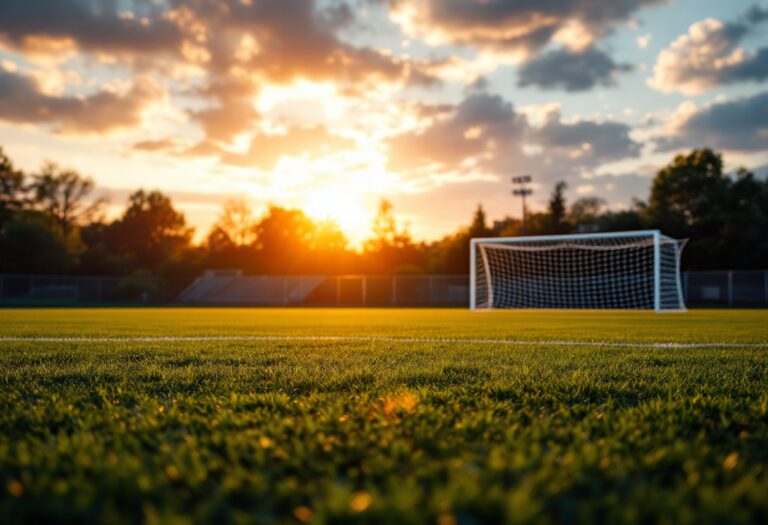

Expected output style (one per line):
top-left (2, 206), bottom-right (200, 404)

top-left (1, 0), bottom-right (767, 246)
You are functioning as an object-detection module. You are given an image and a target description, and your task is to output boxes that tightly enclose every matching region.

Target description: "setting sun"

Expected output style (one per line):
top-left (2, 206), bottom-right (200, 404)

top-left (302, 188), bottom-right (372, 248)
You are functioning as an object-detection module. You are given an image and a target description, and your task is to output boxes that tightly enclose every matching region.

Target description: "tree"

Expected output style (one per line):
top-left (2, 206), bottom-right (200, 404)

top-left (109, 190), bottom-right (193, 270)
top-left (253, 206), bottom-right (316, 251)
top-left (468, 204), bottom-right (491, 238)
top-left (0, 215), bottom-right (73, 273)
top-left (597, 208), bottom-right (646, 233)
top-left (363, 200), bottom-right (424, 274)
top-left (491, 216), bottom-right (520, 236)
top-left (205, 225), bottom-right (236, 253)
top-left (646, 149), bottom-right (729, 238)
top-left (569, 196), bottom-right (606, 231)
top-left (213, 199), bottom-right (256, 246)
top-left (314, 219), bottom-right (348, 252)
top-left (0, 147), bottom-right (25, 227)
top-left (202, 205), bottom-right (353, 274)
top-left (545, 181), bottom-right (569, 234)
top-left (29, 162), bottom-right (103, 236)
top-left (251, 206), bottom-right (317, 272)
top-left (77, 221), bottom-right (131, 275)
top-left (428, 205), bottom-right (494, 274)
top-left (720, 167), bottom-right (768, 269)
top-left (365, 199), bottom-right (412, 252)
top-left (646, 148), bottom-right (768, 269)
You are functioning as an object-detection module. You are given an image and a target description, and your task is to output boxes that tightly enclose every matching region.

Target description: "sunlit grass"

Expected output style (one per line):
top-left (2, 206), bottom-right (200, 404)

top-left (0, 308), bottom-right (767, 524)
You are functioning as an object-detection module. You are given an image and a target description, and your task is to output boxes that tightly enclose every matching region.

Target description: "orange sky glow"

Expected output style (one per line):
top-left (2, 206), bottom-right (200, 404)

top-left (1, 0), bottom-right (766, 247)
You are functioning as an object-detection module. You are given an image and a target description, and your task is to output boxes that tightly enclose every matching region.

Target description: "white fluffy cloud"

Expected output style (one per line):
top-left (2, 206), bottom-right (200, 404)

top-left (649, 8), bottom-right (768, 94)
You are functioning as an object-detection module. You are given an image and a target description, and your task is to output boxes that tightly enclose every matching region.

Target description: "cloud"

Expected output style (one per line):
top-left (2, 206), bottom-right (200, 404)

top-left (0, 0), bottom-right (182, 56)
top-left (221, 125), bottom-right (354, 169)
top-left (193, 0), bottom-right (416, 84)
top-left (387, 93), bottom-right (527, 172)
top-left (387, 92), bottom-right (641, 184)
top-left (637, 34), bottom-right (652, 49)
top-left (517, 46), bottom-right (633, 91)
top-left (168, 0), bottom-right (441, 144)
top-left (1, 0), bottom-right (442, 145)
top-left (0, 69), bottom-right (158, 134)
top-left (132, 138), bottom-right (182, 153)
top-left (384, 0), bottom-right (666, 57)
top-left (178, 125), bottom-right (355, 169)
top-left (655, 90), bottom-right (768, 151)
top-left (535, 111), bottom-right (642, 163)
top-left (133, 124), bottom-right (355, 169)
top-left (650, 6), bottom-right (768, 94)
top-left (191, 102), bottom-right (261, 144)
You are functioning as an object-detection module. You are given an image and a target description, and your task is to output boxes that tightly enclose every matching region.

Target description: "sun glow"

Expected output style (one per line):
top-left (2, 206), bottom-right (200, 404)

top-left (302, 189), bottom-right (372, 248)
top-left (256, 81), bottom-right (342, 125)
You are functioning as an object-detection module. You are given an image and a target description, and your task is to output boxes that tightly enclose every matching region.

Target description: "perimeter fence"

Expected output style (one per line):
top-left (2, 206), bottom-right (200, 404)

top-left (176, 274), bottom-right (469, 306)
top-left (0, 274), bottom-right (186, 305)
top-left (0, 270), bottom-right (766, 307)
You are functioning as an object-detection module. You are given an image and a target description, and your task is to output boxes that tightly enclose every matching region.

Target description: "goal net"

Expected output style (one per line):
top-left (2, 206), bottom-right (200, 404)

top-left (470, 231), bottom-right (687, 311)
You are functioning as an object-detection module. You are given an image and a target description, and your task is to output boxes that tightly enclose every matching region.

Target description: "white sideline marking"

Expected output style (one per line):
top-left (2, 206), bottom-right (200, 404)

top-left (0, 335), bottom-right (765, 349)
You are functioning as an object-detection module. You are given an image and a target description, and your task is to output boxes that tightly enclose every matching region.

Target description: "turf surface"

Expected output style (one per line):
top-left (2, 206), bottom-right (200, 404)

top-left (0, 308), bottom-right (767, 524)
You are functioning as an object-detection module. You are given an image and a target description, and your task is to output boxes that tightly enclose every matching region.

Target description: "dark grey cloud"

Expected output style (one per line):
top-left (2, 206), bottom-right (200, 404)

top-left (517, 46), bottom-right (633, 91)
top-left (0, 0), bottom-right (182, 55)
top-left (728, 47), bottom-right (768, 82)
top-left (383, 0), bottom-right (662, 92)
top-left (388, 93), bottom-right (526, 171)
top-left (651, 5), bottom-right (768, 93)
top-left (0, 69), bottom-right (157, 134)
top-left (318, 1), bottom-right (356, 30)
top-left (656, 91), bottom-right (768, 152)
top-left (535, 114), bottom-right (641, 162)
top-left (388, 92), bottom-right (641, 184)
top-left (385, 0), bottom-right (667, 55)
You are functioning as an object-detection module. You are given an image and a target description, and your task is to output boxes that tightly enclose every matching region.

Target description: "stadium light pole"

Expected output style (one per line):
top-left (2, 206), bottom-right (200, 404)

top-left (511, 175), bottom-right (533, 235)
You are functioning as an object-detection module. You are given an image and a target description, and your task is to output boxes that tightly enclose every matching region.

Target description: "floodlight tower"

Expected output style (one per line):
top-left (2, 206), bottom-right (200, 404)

top-left (511, 175), bottom-right (533, 235)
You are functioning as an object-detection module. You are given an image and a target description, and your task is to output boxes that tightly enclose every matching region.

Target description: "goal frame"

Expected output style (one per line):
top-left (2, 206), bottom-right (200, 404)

top-left (469, 230), bottom-right (685, 313)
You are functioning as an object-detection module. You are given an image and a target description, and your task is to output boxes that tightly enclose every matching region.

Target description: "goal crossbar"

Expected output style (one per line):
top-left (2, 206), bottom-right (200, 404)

top-left (470, 229), bottom-right (660, 244)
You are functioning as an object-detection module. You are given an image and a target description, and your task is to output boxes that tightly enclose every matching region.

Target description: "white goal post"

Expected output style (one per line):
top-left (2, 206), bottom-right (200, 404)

top-left (470, 230), bottom-right (687, 312)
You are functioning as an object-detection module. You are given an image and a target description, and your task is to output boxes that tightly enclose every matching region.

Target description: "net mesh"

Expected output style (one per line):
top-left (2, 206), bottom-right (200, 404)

top-left (473, 233), bottom-right (686, 310)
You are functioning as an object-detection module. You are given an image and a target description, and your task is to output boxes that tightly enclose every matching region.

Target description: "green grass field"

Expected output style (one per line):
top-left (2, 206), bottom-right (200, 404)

top-left (1, 308), bottom-right (767, 524)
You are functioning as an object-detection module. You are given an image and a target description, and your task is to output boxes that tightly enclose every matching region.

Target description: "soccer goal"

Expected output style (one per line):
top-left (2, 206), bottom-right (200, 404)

top-left (470, 230), bottom-right (687, 312)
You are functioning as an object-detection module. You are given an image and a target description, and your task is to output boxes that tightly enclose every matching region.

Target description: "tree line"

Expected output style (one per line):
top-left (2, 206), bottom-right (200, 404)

top-left (1, 147), bottom-right (766, 288)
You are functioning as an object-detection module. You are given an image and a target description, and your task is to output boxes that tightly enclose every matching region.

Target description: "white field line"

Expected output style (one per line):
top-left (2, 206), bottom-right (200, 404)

top-left (0, 335), bottom-right (766, 349)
